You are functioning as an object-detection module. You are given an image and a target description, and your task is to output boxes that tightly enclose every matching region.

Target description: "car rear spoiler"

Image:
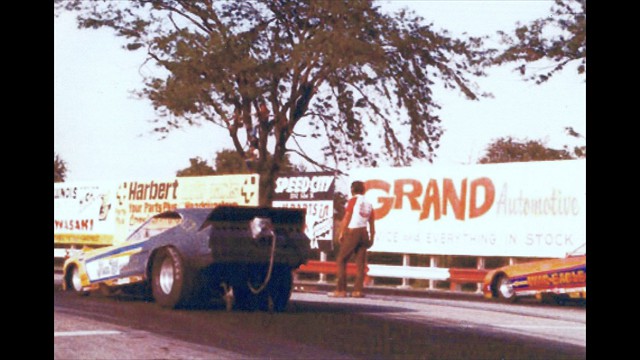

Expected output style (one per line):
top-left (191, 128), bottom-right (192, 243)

top-left (203, 205), bottom-right (307, 225)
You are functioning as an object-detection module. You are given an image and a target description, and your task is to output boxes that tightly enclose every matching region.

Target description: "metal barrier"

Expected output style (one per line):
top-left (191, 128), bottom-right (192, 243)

top-left (295, 259), bottom-right (489, 293)
top-left (367, 264), bottom-right (450, 281)
top-left (295, 260), bottom-right (370, 284)
top-left (448, 268), bottom-right (489, 292)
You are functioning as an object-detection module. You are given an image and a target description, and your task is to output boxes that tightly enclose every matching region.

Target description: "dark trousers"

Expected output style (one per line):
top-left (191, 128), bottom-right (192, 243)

top-left (336, 228), bottom-right (369, 293)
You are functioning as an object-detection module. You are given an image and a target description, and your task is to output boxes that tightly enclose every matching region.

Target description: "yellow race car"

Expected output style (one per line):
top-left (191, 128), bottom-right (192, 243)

top-left (482, 243), bottom-right (586, 303)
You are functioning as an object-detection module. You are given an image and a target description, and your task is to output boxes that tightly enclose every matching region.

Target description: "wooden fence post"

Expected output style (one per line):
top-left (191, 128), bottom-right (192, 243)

top-left (318, 251), bottom-right (327, 284)
top-left (476, 257), bottom-right (485, 293)
top-left (429, 256), bottom-right (437, 290)
top-left (399, 254), bottom-right (411, 289)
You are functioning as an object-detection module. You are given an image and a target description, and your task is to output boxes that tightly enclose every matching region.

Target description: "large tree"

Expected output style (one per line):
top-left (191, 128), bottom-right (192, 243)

top-left (55, 0), bottom-right (490, 205)
top-left (493, 0), bottom-right (586, 84)
top-left (54, 153), bottom-right (68, 183)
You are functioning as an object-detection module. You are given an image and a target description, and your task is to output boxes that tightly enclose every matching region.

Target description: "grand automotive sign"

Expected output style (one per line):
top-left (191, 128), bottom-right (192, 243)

top-left (349, 160), bottom-right (586, 258)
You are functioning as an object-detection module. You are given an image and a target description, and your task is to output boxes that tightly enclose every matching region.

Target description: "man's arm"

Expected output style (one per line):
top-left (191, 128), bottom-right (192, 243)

top-left (368, 209), bottom-right (376, 246)
top-left (338, 211), bottom-right (352, 244)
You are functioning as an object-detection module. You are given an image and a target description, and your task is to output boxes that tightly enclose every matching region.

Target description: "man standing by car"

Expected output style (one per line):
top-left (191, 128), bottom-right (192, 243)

top-left (329, 180), bottom-right (375, 298)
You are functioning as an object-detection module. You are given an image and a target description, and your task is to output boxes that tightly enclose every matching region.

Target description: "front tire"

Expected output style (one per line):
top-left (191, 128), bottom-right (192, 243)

top-left (495, 274), bottom-right (517, 302)
top-left (151, 247), bottom-right (193, 308)
top-left (66, 265), bottom-right (88, 296)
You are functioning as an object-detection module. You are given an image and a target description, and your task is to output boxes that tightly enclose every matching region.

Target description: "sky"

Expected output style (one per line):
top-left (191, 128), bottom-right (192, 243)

top-left (54, 0), bottom-right (586, 183)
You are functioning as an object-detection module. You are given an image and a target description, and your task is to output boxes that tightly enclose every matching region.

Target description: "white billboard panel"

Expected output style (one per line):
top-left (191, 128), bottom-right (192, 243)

top-left (273, 172), bottom-right (335, 250)
top-left (350, 160), bottom-right (586, 258)
top-left (54, 181), bottom-right (120, 246)
top-left (54, 174), bottom-right (260, 247)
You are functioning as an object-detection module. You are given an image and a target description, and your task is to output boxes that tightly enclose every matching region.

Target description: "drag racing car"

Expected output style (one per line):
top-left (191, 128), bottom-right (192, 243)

top-left (62, 206), bottom-right (311, 311)
top-left (482, 243), bottom-right (586, 304)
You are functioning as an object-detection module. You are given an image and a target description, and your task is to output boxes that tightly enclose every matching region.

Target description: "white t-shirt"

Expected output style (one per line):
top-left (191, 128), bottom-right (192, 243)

top-left (347, 194), bottom-right (373, 229)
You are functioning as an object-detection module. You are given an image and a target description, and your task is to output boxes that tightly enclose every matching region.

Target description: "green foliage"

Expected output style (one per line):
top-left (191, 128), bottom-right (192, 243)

top-left (176, 157), bottom-right (216, 177)
top-left (493, 0), bottom-right (586, 84)
top-left (564, 126), bottom-right (586, 158)
top-left (176, 149), bottom-right (302, 176)
top-left (55, 0), bottom-right (491, 205)
top-left (478, 136), bottom-right (577, 164)
top-left (213, 149), bottom-right (250, 175)
top-left (54, 153), bottom-right (68, 183)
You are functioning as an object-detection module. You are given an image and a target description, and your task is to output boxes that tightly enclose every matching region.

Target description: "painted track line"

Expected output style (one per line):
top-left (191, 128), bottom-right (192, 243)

top-left (496, 324), bottom-right (585, 330)
top-left (54, 330), bottom-right (123, 337)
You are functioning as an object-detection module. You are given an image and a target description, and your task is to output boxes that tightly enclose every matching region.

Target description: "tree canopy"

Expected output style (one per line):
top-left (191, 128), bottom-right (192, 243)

top-left (176, 149), bottom-right (303, 177)
top-left (175, 156), bottom-right (217, 177)
top-left (563, 126), bottom-right (586, 159)
top-left (55, 0), bottom-right (490, 204)
top-left (493, 0), bottom-right (586, 84)
top-left (478, 135), bottom-right (582, 164)
top-left (54, 153), bottom-right (68, 182)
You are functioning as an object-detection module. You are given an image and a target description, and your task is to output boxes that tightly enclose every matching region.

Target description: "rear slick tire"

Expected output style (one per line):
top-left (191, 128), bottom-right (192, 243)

top-left (151, 247), bottom-right (193, 309)
top-left (268, 266), bottom-right (293, 312)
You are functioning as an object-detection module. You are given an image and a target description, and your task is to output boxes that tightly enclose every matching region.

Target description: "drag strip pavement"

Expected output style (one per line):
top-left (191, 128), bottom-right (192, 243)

top-left (55, 306), bottom-right (246, 360)
top-left (54, 285), bottom-right (586, 359)
top-left (301, 292), bottom-right (586, 348)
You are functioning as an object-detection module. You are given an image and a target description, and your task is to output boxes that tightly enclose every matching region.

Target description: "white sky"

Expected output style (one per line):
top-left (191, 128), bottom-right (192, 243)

top-left (54, 0), bottom-right (586, 183)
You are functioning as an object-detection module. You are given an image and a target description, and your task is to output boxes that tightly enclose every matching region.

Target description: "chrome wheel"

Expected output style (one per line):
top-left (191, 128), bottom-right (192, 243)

top-left (158, 257), bottom-right (175, 295)
top-left (497, 275), bottom-right (515, 300)
top-left (71, 266), bottom-right (83, 292)
top-left (151, 247), bottom-right (192, 308)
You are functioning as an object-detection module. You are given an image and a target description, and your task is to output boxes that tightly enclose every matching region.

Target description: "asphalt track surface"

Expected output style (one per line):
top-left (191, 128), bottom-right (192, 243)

top-left (54, 277), bottom-right (586, 360)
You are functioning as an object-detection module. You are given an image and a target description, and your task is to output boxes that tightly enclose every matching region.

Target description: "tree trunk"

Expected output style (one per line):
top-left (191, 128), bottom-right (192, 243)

top-left (258, 134), bottom-right (288, 206)
top-left (259, 171), bottom-right (275, 207)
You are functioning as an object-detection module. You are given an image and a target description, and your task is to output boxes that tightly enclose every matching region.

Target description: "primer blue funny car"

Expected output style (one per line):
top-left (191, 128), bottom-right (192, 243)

top-left (63, 206), bottom-right (311, 312)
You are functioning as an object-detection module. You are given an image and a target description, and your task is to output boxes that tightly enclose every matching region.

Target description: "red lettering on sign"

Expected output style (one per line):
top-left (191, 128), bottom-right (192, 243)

top-left (419, 179), bottom-right (441, 220)
top-left (364, 177), bottom-right (496, 221)
top-left (393, 179), bottom-right (423, 211)
top-left (53, 219), bottom-right (94, 231)
top-left (469, 177), bottom-right (495, 219)
top-left (443, 178), bottom-right (467, 220)
top-left (365, 180), bottom-right (394, 220)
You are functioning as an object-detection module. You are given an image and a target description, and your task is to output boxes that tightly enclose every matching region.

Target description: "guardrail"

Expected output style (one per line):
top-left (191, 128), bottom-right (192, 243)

top-left (295, 260), bottom-right (370, 284)
top-left (294, 259), bottom-right (489, 293)
top-left (447, 268), bottom-right (489, 291)
top-left (367, 264), bottom-right (450, 281)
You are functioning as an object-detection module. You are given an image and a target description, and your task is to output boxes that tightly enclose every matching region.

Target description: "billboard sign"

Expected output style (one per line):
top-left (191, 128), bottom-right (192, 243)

top-left (54, 181), bottom-right (119, 246)
top-left (273, 172), bottom-right (335, 250)
top-left (55, 174), bottom-right (260, 247)
top-left (350, 160), bottom-right (586, 258)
